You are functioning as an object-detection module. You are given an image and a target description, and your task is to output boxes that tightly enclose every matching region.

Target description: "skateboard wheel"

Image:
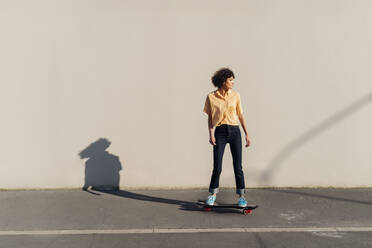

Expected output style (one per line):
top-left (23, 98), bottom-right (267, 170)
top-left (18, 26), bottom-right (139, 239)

top-left (243, 210), bottom-right (252, 215)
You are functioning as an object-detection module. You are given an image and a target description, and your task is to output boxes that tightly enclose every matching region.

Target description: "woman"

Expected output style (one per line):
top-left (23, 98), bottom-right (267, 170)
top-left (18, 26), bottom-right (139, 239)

top-left (203, 67), bottom-right (251, 206)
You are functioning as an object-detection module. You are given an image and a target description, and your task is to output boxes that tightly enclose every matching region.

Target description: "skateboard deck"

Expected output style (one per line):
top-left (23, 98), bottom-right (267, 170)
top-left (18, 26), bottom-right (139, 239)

top-left (197, 200), bottom-right (258, 215)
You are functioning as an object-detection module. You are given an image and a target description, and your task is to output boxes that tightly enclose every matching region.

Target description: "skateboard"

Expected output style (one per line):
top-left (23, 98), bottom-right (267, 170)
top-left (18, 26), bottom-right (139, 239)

top-left (197, 200), bottom-right (258, 215)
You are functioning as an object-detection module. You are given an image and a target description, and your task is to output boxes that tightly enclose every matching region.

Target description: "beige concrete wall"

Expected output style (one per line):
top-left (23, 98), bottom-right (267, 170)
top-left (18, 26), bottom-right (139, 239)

top-left (1, 0), bottom-right (372, 189)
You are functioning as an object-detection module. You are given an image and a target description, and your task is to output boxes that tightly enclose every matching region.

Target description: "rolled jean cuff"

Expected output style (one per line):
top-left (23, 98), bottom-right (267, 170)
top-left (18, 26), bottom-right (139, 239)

top-left (209, 188), bottom-right (219, 194)
top-left (236, 188), bottom-right (245, 195)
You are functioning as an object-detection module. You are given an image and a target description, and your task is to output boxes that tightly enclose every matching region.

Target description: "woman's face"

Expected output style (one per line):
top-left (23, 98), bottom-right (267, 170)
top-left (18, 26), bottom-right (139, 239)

top-left (223, 76), bottom-right (234, 89)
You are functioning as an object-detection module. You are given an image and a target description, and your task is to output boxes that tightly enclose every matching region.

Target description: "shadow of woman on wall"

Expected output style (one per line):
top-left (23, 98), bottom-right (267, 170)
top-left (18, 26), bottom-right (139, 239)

top-left (79, 138), bottom-right (121, 192)
top-left (79, 138), bottom-right (200, 211)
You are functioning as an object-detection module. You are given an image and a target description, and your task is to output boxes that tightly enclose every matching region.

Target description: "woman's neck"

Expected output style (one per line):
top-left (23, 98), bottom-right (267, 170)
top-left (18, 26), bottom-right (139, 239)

top-left (218, 87), bottom-right (229, 96)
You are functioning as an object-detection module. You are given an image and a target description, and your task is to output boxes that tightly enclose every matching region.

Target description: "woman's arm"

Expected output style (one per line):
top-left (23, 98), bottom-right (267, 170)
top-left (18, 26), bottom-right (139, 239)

top-left (236, 93), bottom-right (250, 147)
top-left (238, 115), bottom-right (251, 147)
top-left (208, 115), bottom-right (216, 145)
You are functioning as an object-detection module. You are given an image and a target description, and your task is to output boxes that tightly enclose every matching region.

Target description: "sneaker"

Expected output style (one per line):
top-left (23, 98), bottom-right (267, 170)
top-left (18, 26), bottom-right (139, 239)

top-left (206, 195), bottom-right (216, 206)
top-left (238, 196), bottom-right (247, 207)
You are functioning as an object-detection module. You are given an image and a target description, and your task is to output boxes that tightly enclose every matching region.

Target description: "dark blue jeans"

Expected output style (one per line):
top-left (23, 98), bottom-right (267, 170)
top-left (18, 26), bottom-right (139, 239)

top-left (209, 124), bottom-right (245, 195)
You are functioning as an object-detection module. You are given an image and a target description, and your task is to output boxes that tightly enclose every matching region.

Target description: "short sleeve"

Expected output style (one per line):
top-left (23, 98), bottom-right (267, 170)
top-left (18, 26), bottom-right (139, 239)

top-left (203, 95), bottom-right (211, 116)
top-left (236, 93), bottom-right (243, 118)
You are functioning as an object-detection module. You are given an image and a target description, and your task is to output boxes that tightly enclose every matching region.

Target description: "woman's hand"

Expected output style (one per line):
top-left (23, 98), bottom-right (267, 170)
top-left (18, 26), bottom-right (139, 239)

top-left (209, 135), bottom-right (216, 146)
top-left (245, 136), bottom-right (251, 147)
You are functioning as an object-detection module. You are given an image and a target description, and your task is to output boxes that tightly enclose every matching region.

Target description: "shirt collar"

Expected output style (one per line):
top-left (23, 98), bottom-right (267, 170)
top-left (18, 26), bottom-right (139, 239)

top-left (215, 88), bottom-right (231, 98)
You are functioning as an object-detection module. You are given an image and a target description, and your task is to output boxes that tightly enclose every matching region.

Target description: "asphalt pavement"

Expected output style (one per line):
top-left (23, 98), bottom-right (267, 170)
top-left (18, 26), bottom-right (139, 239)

top-left (1, 188), bottom-right (372, 247)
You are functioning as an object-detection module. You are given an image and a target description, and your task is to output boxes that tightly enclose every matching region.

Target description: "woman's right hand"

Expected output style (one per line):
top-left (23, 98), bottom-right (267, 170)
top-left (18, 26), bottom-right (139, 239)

top-left (209, 135), bottom-right (216, 146)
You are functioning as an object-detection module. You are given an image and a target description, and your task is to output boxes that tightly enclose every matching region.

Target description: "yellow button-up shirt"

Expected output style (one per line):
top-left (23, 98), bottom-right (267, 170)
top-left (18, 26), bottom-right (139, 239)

top-left (203, 89), bottom-right (244, 127)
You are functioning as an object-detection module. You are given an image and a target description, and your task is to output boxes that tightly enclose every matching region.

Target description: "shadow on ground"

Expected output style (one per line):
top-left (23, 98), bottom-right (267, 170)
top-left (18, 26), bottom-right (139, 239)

top-left (84, 188), bottom-right (208, 212)
top-left (262, 188), bottom-right (372, 206)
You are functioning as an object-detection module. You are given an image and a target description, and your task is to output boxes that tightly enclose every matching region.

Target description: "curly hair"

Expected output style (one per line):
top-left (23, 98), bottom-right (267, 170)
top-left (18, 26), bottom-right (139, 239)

top-left (211, 67), bottom-right (235, 89)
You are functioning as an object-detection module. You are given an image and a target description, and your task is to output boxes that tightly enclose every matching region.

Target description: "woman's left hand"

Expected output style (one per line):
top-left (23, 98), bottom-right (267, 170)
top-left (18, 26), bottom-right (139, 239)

top-left (245, 136), bottom-right (251, 147)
